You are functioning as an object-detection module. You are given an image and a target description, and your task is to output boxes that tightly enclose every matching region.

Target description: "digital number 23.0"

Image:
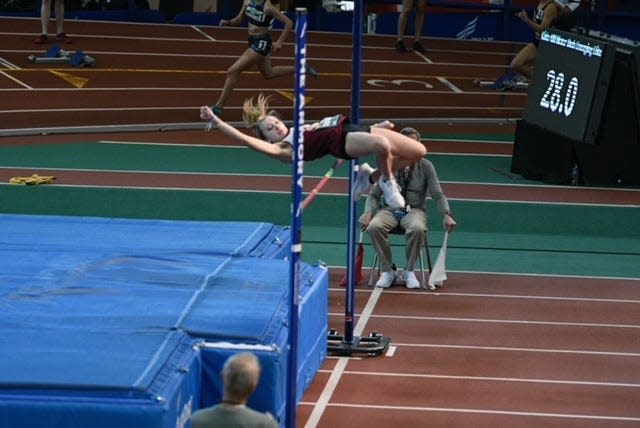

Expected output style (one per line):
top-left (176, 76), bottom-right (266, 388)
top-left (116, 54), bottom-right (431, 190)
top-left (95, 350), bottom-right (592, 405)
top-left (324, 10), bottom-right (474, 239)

top-left (539, 69), bottom-right (578, 117)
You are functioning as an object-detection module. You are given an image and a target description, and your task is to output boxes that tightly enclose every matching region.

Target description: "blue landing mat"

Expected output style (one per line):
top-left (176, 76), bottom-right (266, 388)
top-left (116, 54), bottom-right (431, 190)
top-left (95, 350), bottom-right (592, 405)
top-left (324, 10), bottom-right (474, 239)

top-left (0, 330), bottom-right (201, 428)
top-left (0, 213), bottom-right (290, 260)
top-left (192, 261), bottom-right (329, 423)
top-left (0, 214), bottom-right (327, 428)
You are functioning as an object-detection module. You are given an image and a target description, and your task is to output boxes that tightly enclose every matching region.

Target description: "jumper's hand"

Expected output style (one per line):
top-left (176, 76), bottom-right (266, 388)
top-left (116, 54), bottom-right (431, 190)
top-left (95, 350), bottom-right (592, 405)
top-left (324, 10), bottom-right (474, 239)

top-left (200, 106), bottom-right (214, 120)
top-left (200, 106), bottom-right (218, 131)
top-left (272, 41), bottom-right (283, 53)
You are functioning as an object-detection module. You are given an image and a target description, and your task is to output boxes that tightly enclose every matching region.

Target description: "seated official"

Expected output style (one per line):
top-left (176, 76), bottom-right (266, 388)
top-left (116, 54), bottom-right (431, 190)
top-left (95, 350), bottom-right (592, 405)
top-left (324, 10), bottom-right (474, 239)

top-left (359, 127), bottom-right (457, 289)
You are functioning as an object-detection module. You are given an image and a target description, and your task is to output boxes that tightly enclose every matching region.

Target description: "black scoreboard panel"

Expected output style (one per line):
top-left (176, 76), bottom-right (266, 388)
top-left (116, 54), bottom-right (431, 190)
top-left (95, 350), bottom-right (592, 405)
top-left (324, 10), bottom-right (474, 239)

top-left (515, 29), bottom-right (640, 186)
top-left (523, 29), bottom-right (616, 144)
top-left (587, 30), bottom-right (640, 139)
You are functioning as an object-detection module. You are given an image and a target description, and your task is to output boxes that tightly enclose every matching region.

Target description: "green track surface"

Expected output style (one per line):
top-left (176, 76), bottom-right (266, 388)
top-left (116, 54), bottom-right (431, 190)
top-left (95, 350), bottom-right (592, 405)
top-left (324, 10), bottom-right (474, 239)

top-left (2, 140), bottom-right (638, 278)
top-left (0, 142), bottom-right (539, 184)
top-left (423, 133), bottom-right (515, 142)
top-left (2, 185), bottom-right (638, 278)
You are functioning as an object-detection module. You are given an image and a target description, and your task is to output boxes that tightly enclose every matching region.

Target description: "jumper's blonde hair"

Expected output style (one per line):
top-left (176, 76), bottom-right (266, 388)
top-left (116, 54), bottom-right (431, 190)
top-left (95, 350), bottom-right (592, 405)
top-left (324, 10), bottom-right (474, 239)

top-left (242, 94), bottom-right (269, 128)
top-left (242, 94), bottom-right (279, 138)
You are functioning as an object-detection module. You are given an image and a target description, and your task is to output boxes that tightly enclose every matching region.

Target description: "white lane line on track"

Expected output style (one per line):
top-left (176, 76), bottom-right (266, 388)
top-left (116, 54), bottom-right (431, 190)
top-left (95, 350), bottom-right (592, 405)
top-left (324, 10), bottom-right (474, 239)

top-left (0, 165), bottom-right (293, 177)
top-left (446, 269), bottom-right (640, 280)
top-left (0, 56), bottom-right (19, 69)
top-left (309, 193), bottom-right (640, 207)
top-left (430, 138), bottom-right (515, 144)
top-left (0, 33), bottom-right (224, 44)
top-left (382, 291), bottom-right (640, 304)
top-left (99, 137), bottom-right (516, 146)
top-left (301, 402), bottom-right (640, 422)
top-left (0, 182), bottom-right (294, 194)
top-left (98, 141), bottom-right (251, 148)
top-left (433, 151), bottom-right (511, 157)
top-left (444, 196), bottom-right (640, 208)
top-left (3, 49), bottom-right (241, 59)
top-left (2, 106), bottom-right (202, 113)
top-left (190, 25), bottom-right (216, 41)
top-left (0, 70), bottom-right (31, 89)
top-left (415, 50), bottom-right (463, 93)
top-left (0, 105), bottom-right (523, 114)
top-left (1, 45), bottom-right (516, 67)
top-left (328, 269), bottom-right (640, 281)
top-left (0, 85), bottom-right (519, 93)
top-left (318, 369), bottom-right (640, 388)
top-left (305, 286), bottom-right (385, 428)
top-left (390, 343), bottom-right (640, 358)
top-left (366, 314), bottom-right (640, 330)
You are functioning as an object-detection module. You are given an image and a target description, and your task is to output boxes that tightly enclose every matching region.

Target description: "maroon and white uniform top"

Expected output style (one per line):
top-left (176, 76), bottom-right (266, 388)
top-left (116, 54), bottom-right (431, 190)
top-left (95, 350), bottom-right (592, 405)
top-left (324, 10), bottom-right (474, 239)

top-left (283, 115), bottom-right (353, 161)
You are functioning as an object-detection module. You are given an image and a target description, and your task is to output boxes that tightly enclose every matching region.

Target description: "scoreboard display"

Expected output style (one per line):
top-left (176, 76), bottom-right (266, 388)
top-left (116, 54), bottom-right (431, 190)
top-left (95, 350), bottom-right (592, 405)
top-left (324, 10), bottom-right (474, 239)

top-left (515, 29), bottom-right (640, 186)
top-left (523, 29), bottom-right (616, 144)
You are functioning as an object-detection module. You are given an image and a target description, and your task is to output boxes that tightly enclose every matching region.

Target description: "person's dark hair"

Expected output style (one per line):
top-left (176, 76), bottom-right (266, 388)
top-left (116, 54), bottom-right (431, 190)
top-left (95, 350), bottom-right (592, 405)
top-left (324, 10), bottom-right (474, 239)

top-left (400, 127), bottom-right (419, 136)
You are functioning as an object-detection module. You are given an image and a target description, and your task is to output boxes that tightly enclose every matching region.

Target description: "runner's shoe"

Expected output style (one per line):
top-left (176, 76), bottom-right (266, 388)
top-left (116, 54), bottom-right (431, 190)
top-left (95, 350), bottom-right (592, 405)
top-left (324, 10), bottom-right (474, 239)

top-left (492, 70), bottom-right (518, 91)
top-left (379, 177), bottom-right (405, 210)
top-left (395, 39), bottom-right (407, 52)
top-left (501, 79), bottom-right (517, 91)
top-left (56, 32), bottom-right (72, 44)
top-left (211, 105), bottom-right (224, 116)
top-left (305, 63), bottom-right (318, 78)
top-left (353, 163), bottom-right (374, 199)
top-left (35, 34), bottom-right (48, 44)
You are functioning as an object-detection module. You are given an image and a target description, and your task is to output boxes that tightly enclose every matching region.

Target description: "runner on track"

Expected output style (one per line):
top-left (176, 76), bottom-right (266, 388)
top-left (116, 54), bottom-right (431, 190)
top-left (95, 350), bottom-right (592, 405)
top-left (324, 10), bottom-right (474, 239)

top-left (208, 0), bottom-right (317, 117)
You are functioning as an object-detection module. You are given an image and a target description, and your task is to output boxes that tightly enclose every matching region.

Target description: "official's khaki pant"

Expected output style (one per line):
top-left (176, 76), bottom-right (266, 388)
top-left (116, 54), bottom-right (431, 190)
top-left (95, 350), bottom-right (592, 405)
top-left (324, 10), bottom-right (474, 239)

top-left (366, 207), bottom-right (427, 272)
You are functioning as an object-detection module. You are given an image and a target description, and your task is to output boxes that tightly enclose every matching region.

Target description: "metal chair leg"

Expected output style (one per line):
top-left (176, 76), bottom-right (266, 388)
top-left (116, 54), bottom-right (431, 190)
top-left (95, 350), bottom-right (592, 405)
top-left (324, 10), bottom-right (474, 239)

top-left (421, 231), bottom-right (435, 290)
top-left (368, 252), bottom-right (379, 287)
top-left (425, 231), bottom-right (433, 273)
top-left (419, 245), bottom-right (426, 287)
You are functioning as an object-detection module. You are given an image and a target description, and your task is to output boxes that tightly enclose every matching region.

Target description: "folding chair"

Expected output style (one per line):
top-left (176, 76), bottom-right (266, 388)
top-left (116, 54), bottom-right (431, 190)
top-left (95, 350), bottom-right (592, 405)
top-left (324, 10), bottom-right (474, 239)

top-left (367, 225), bottom-right (433, 288)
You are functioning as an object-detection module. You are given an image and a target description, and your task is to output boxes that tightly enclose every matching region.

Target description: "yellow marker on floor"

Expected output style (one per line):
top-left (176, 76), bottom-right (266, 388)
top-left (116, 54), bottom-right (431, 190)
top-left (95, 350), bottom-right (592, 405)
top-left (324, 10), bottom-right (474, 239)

top-left (9, 174), bottom-right (56, 185)
top-left (276, 90), bottom-right (312, 104)
top-left (49, 70), bottom-right (89, 88)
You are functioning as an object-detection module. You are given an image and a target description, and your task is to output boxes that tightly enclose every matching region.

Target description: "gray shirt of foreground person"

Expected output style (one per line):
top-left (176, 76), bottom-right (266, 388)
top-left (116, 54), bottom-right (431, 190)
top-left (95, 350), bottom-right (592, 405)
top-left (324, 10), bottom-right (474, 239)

top-left (191, 351), bottom-right (278, 428)
top-left (190, 404), bottom-right (278, 428)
